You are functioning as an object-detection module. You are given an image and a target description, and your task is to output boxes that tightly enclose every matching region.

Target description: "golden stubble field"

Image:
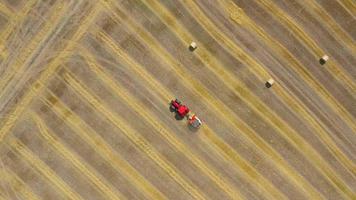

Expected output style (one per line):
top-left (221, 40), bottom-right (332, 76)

top-left (0, 0), bottom-right (355, 199)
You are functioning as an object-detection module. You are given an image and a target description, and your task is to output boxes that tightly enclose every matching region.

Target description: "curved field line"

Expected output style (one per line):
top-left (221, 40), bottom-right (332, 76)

top-left (296, 0), bottom-right (356, 53)
top-left (0, 0), bottom-right (38, 44)
top-left (8, 139), bottom-right (85, 200)
top-left (0, 167), bottom-right (40, 200)
top-left (220, 1), bottom-right (356, 173)
top-left (39, 88), bottom-right (167, 200)
top-left (255, 0), bottom-right (356, 96)
top-left (61, 72), bottom-right (207, 200)
top-left (0, 0), bottom-right (69, 99)
top-left (0, 3), bottom-right (101, 143)
top-left (121, 0), bottom-right (354, 198)
top-left (31, 113), bottom-right (126, 200)
top-left (81, 51), bottom-right (268, 199)
top-left (95, 26), bottom-right (320, 200)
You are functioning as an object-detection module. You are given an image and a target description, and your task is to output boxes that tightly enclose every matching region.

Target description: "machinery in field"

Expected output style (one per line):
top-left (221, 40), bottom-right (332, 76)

top-left (170, 99), bottom-right (190, 117)
top-left (170, 98), bottom-right (202, 129)
top-left (320, 55), bottom-right (329, 65)
top-left (188, 114), bottom-right (202, 128)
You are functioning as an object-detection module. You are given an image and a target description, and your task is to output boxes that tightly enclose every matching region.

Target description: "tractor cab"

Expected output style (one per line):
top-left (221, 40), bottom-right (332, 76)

top-left (170, 99), bottom-right (190, 117)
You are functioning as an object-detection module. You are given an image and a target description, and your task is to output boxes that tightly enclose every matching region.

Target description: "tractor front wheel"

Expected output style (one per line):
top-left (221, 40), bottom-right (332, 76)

top-left (175, 99), bottom-right (181, 105)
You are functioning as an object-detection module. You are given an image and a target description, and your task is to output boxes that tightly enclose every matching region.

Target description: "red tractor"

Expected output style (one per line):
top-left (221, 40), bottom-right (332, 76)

top-left (170, 99), bottom-right (190, 117)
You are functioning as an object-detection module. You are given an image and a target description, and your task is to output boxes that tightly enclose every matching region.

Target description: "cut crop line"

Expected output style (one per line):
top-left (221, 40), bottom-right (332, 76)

top-left (193, 0), bottom-right (354, 181)
top-left (0, 44), bottom-right (8, 58)
top-left (95, 29), bottom-right (285, 200)
top-left (255, 0), bottom-right (356, 97)
top-left (120, 0), bottom-right (354, 198)
top-left (0, 0), bottom-right (38, 44)
top-left (80, 52), bottom-right (249, 199)
top-left (226, 0), bottom-right (356, 167)
top-left (297, 0), bottom-right (356, 53)
top-left (31, 112), bottom-right (126, 200)
top-left (95, 27), bottom-right (319, 200)
top-left (0, 2), bottom-right (101, 143)
top-left (0, 167), bottom-right (40, 200)
top-left (188, 0), bottom-right (356, 135)
top-left (39, 87), bottom-right (167, 200)
top-left (337, 0), bottom-right (356, 17)
top-left (0, 0), bottom-right (69, 98)
top-left (8, 138), bottom-right (85, 200)
top-left (0, 3), bottom-right (13, 18)
top-left (182, 1), bottom-right (355, 197)
top-left (195, 0), bottom-right (356, 135)
top-left (221, 1), bottom-right (356, 175)
top-left (62, 71), bottom-right (207, 200)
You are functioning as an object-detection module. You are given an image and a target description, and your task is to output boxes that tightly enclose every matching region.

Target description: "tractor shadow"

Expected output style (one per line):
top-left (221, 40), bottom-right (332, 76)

top-left (175, 114), bottom-right (185, 120)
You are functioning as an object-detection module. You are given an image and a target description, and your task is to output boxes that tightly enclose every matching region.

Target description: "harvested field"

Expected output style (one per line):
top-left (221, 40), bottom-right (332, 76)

top-left (0, 0), bottom-right (355, 199)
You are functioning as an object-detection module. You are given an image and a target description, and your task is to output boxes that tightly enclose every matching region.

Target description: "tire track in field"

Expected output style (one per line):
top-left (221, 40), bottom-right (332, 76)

top-left (62, 72), bottom-right (207, 200)
top-left (221, 1), bottom-right (356, 174)
top-left (255, 0), bottom-right (356, 96)
top-left (0, 2), bottom-right (101, 143)
top-left (80, 51), bottom-right (263, 200)
top-left (31, 112), bottom-right (126, 200)
top-left (39, 88), bottom-right (167, 200)
top-left (0, 0), bottom-right (38, 44)
top-left (0, 0), bottom-right (69, 102)
top-left (120, 1), bottom-right (354, 198)
top-left (296, 0), bottom-right (356, 53)
top-left (95, 29), bottom-right (318, 200)
top-left (8, 138), bottom-right (84, 200)
top-left (0, 166), bottom-right (40, 200)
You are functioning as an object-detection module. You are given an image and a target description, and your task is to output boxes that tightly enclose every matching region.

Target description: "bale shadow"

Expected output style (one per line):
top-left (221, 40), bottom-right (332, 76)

top-left (189, 46), bottom-right (196, 52)
top-left (265, 82), bottom-right (272, 88)
top-left (319, 58), bottom-right (326, 65)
